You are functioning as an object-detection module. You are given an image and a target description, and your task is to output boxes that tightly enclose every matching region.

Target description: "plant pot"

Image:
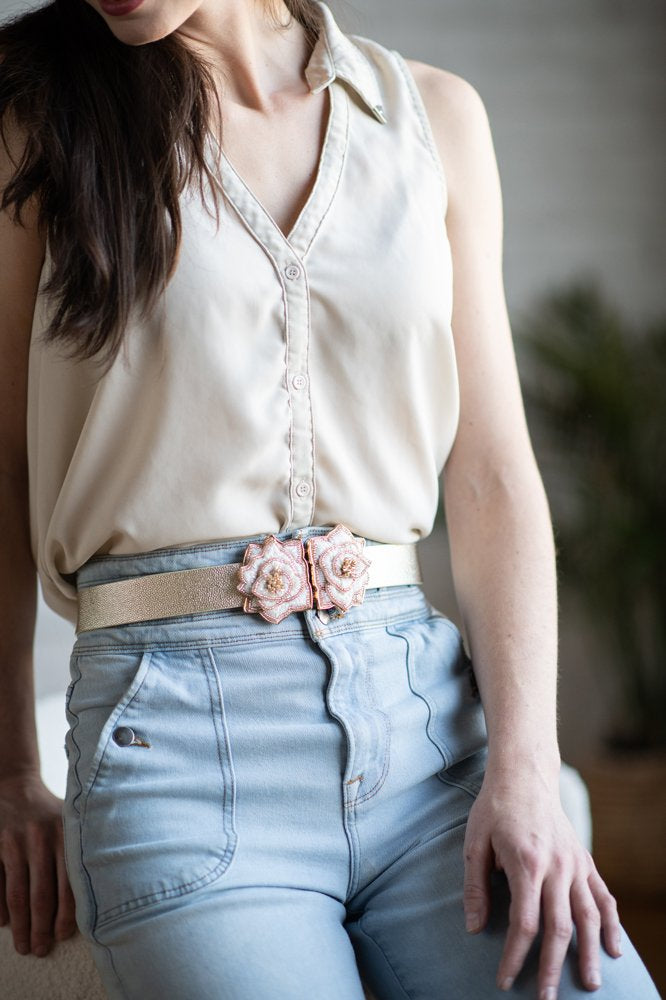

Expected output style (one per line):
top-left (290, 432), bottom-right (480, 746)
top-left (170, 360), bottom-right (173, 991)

top-left (579, 751), bottom-right (666, 897)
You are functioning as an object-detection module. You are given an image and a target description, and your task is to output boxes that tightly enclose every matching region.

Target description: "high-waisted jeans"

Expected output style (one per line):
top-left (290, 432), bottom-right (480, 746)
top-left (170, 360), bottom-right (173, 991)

top-left (62, 531), bottom-right (660, 999)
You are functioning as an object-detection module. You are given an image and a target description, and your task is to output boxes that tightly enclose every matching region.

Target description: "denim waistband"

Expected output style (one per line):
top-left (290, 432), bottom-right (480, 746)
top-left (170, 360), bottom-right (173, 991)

top-left (72, 529), bottom-right (436, 651)
top-left (75, 527), bottom-right (379, 588)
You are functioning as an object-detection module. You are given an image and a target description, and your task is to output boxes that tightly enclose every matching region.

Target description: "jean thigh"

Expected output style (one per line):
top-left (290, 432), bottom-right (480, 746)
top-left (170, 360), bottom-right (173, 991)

top-left (62, 642), bottom-right (237, 936)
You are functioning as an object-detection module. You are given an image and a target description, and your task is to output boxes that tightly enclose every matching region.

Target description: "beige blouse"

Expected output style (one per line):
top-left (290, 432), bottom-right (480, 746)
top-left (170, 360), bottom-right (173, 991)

top-left (26, 0), bottom-right (459, 624)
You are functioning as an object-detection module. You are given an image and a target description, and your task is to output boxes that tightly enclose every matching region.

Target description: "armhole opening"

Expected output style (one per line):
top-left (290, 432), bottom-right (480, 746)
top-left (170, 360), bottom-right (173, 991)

top-left (390, 49), bottom-right (449, 219)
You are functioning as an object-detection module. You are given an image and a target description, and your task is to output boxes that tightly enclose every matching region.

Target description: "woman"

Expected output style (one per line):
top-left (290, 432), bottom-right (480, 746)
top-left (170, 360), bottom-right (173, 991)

top-left (0, 1), bottom-right (659, 997)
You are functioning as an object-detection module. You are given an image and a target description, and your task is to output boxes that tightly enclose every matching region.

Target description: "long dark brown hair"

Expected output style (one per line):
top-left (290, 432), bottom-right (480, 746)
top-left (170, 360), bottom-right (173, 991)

top-left (0, 0), bottom-right (323, 371)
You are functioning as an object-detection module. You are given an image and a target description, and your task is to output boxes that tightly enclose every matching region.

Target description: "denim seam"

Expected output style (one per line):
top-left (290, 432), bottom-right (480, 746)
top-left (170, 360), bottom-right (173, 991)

top-left (353, 642), bottom-right (391, 805)
top-left (66, 658), bottom-right (85, 816)
top-left (435, 770), bottom-right (483, 799)
top-left (72, 629), bottom-right (309, 655)
top-left (75, 648), bottom-right (237, 929)
top-left (204, 646), bottom-right (238, 853)
top-left (78, 804), bottom-right (100, 945)
top-left (353, 710), bottom-right (391, 807)
top-left (71, 600), bottom-right (432, 654)
top-left (95, 849), bottom-right (237, 929)
top-left (93, 667), bottom-right (238, 926)
top-left (78, 651), bottom-right (154, 808)
top-left (385, 623), bottom-right (453, 770)
top-left (354, 914), bottom-right (414, 1000)
top-left (315, 600), bottom-right (440, 640)
top-left (89, 937), bottom-right (131, 1000)
top-left (346, 815), bottom-right (472, 922)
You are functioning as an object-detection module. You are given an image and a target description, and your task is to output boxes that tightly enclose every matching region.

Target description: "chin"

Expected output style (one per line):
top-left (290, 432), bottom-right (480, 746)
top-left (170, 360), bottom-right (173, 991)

top-left (85, 1), bottom-right (176, 46)
top-left (105, 23), bottom-right (175, 46)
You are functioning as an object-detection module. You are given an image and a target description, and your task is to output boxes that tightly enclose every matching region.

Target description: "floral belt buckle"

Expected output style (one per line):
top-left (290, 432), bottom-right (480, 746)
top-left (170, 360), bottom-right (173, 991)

top-left (236, 524), bottom-right (372, 624)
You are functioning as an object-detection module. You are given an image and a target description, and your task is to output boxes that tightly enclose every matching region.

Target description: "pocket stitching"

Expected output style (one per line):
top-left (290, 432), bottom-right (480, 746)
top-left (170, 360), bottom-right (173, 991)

top-left (385, 621), bottom-right (453, 770)
top-left (83, 648), bottom-right (238, 929)
top-left (78, 650), bottom-right (154, 811)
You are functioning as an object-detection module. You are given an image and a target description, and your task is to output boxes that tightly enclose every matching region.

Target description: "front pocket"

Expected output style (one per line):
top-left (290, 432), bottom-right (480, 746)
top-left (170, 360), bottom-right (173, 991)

top-left (66, 649), bottom-right (154, 808)
top-left (68, 645), bottom-right (237, 931)
top-left (386, 612), bottom-right (487, 771)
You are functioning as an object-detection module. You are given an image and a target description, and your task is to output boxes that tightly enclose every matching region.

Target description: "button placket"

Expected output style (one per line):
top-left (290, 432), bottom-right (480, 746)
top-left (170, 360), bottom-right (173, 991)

top-left (281, 253), bottom-right (315, 527)
top-left (206, 86), bottom-right (349, 534)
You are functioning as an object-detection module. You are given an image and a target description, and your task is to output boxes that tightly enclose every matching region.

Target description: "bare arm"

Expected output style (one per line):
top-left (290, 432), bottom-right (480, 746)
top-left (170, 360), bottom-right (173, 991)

top-left (0, 142), bottom-right (42, 781)
top-left (408, 61), bottom-right (621, 997)
top-left (423, 68), bottom-right (560, 782)
top-left (0, 118), bottom-right (77, 956)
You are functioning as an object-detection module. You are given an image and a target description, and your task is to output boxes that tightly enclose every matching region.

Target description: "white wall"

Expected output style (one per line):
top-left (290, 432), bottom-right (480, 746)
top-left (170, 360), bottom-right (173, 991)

top-left (347, 0), bottom-right (666, 324)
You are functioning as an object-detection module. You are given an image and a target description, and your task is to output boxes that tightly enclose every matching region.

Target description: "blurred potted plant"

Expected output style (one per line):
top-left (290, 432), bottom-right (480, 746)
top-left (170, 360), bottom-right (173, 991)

top-left (515, 277), bottom-right (666, 895)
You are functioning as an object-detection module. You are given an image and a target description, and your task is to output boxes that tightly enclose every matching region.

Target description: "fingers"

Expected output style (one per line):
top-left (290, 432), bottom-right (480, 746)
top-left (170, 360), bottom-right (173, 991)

top-left (463, 833), bottom-right (492, 933)
top-left (588, 867), bottom-right (622, 958)
top-left (496, 851), bottom-right (621, 997)
top-left (0, 815), bottom-right (76, 956)
top-left (2, 831), bottom-right (31, 955)
top-left (571, 877), bottom-right (602, 991)
top-left (27, 821), bottom-right (57, 956)
top-left (496, 850), bottom-right (542, 991)
top-left (535, 871), bottom-right (574, 999)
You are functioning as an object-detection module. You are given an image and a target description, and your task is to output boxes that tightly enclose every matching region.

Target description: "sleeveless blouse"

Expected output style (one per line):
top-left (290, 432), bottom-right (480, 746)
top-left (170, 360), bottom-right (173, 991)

top-left (26, 0), bottom-right (459, 624)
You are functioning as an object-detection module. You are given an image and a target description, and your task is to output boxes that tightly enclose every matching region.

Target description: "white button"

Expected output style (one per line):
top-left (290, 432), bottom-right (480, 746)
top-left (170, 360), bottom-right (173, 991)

top-left (294, 481), bottom-right (311, 498)
top-left (292, 373), bottom-right (308, 390)
top-left (284, 263), bottom-right (301, 280)
top-left (317, 610), bottom-right (330, 624)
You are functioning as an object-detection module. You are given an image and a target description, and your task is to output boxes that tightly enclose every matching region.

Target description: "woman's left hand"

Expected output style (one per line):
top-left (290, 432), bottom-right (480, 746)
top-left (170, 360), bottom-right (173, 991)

top-left (462, 769), bottom-right (622, 999)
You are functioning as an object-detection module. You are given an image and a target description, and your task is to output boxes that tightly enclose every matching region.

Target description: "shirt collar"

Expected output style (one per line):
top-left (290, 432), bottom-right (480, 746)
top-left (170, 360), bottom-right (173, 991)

top-left (304, 1), bottom-right (388, 124)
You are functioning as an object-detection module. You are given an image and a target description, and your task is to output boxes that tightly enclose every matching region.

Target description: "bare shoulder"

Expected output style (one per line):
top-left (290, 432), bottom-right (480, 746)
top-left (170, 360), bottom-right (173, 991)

top-left (402, 59), bottom-right (487, 124)
top-left (401, 59), bottom-right (498, 211)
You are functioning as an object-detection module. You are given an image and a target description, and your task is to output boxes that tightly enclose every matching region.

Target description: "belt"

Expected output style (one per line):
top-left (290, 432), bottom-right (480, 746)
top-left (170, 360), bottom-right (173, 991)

top-left (76, 524), bottom-right (422, 633)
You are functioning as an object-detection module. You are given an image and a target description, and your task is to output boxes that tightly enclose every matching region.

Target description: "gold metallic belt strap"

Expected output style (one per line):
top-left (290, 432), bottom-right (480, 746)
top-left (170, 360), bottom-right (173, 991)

top-left (76, 542), bottom-right (422, 633)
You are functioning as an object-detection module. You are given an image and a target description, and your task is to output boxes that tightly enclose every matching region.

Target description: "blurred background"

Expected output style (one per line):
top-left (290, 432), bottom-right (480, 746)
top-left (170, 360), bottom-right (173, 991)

top-left (1, 0), bottom-right (664, 991)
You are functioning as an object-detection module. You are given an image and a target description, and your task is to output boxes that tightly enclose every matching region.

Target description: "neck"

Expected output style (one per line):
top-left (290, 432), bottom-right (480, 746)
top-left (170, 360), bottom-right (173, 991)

top-left (177, 0), bottom-right (312, 113)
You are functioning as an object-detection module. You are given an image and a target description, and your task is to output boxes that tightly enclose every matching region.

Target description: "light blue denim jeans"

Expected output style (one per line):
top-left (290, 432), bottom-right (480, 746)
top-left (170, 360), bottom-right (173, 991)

top-left (62, 530), bottom-right (660, 1000)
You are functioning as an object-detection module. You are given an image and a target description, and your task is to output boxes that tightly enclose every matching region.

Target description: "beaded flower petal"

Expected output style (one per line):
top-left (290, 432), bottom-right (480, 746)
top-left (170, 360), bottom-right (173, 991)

top-left (237, 535), bottom-right (313, 623)
top-left (307, 524), bottom-right (371, 613)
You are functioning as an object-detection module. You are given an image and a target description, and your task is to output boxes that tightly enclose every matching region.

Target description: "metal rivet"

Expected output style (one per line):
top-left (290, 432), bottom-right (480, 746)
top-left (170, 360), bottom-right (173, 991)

top-left (113, 726), bottom-right (136, 747)
top-left (113, 726), bottom-right (151, 748)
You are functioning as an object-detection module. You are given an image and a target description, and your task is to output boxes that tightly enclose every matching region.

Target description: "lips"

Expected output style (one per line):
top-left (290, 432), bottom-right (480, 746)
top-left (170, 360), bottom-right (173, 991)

top-left (99, 0), bottom-right (145, 16)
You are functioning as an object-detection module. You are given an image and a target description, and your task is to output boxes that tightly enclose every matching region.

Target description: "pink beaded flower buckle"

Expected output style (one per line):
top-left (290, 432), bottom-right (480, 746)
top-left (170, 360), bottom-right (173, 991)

top-left (236, 536), bottom-right (313, 624)
top-left (306, 524), bottom-right (371, 613)
top-left (236, 524), bottom-right (372, 623)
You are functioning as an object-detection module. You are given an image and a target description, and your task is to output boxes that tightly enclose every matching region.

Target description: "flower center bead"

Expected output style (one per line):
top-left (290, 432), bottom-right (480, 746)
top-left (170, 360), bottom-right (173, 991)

top-left (265, 569), bottom-right (285, 594)
top-left (340, 557), bottom-right (356, 577)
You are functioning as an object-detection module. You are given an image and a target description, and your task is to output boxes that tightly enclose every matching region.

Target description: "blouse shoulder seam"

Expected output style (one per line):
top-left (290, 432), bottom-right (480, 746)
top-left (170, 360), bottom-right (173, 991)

top-left (388, 47), bottom-right (449, 218)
